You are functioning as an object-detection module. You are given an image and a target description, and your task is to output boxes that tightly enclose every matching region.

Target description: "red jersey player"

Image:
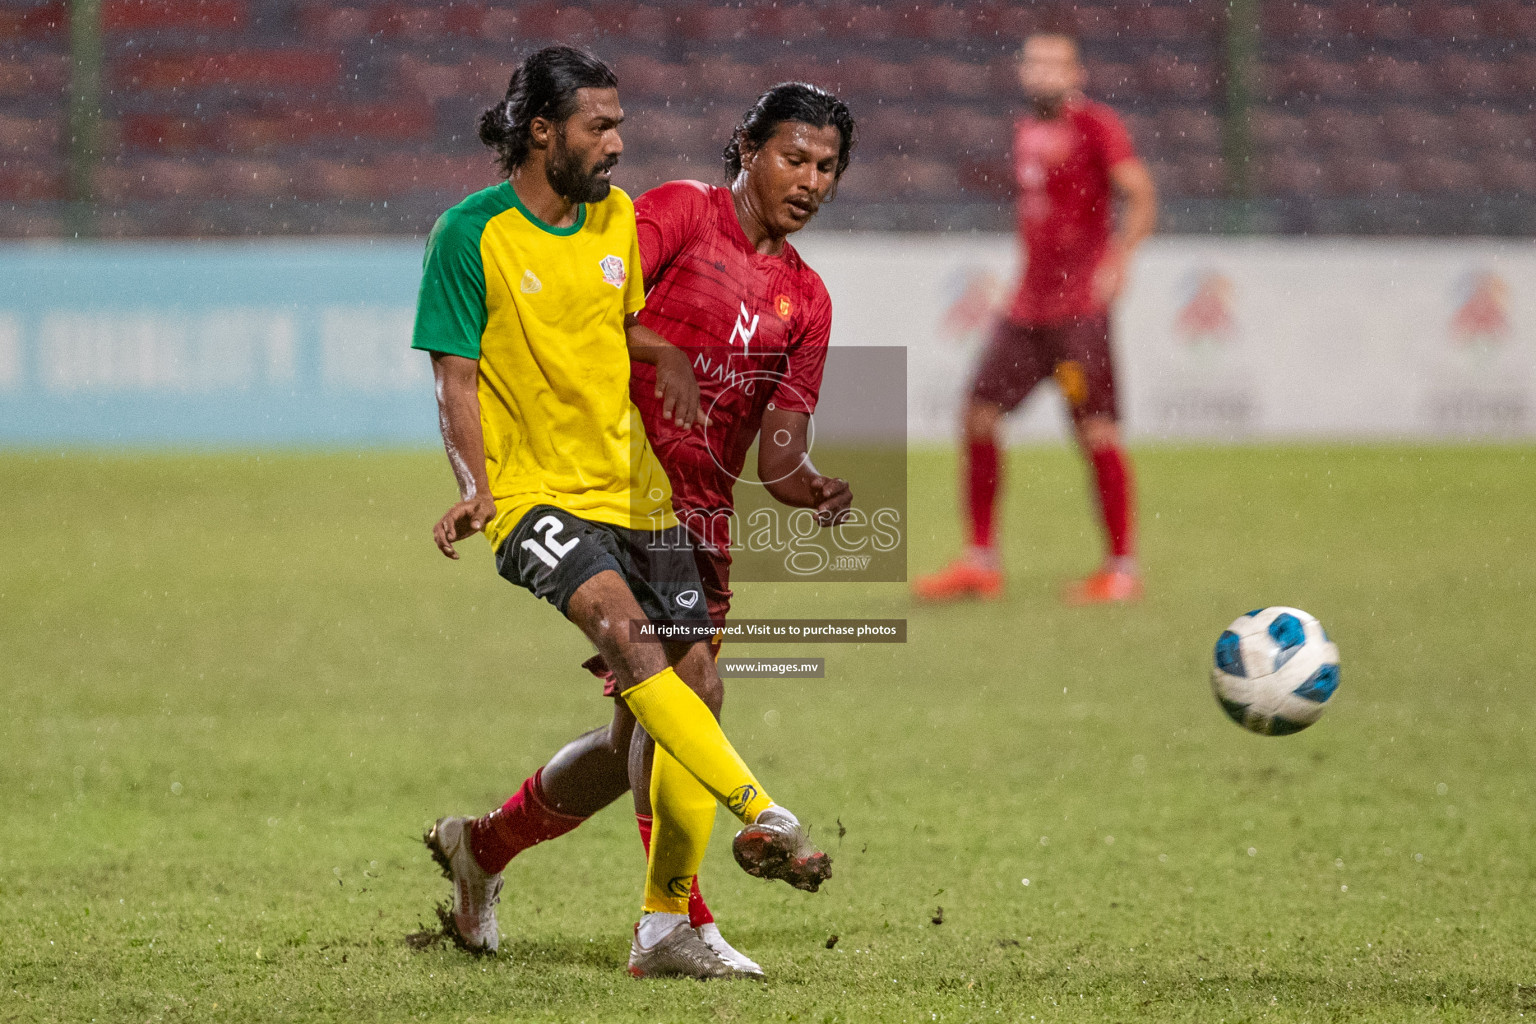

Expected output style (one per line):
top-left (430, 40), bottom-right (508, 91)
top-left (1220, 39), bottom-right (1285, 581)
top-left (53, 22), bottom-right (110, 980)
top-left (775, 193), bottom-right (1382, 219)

top-left (444, 84), bottom-right (855, 980)
top-left (914, 32), bottom-right (1157, 605)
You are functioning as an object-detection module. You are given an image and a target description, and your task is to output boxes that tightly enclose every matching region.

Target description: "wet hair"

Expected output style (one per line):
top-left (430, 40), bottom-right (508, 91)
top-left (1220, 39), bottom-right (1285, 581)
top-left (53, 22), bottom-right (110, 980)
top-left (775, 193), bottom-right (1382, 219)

top-left (723, 82), bottom-right (856, 181)
top-left (478, 46), bottom-right (618, 176)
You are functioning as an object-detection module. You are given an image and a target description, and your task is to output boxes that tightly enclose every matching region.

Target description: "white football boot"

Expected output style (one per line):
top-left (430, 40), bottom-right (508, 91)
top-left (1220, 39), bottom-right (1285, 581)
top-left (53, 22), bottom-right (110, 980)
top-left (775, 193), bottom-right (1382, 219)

top-left (424, 815), bottom-right (502, 954)
top-left (627, 914), bottom-right (732, 979)
top-left (696, 921), bottom-right (766, 980)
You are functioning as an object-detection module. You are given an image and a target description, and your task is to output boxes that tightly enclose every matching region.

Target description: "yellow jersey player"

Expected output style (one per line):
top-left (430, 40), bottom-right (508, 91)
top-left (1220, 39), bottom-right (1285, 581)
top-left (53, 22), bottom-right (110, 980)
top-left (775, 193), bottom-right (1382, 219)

top-left (410, 46), bottom-right (829, 978)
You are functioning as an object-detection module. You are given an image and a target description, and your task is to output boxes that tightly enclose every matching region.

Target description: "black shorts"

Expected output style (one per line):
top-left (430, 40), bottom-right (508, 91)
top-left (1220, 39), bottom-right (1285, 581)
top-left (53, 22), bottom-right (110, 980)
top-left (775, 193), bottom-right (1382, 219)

top-left (495, 504), bottom-right (712, 628)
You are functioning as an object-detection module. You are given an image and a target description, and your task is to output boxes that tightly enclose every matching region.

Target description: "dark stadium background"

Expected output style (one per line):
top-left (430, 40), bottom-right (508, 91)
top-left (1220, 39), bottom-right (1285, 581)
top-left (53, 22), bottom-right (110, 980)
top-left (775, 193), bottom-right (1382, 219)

top-left (3, 0), bottom-right (1534, 239)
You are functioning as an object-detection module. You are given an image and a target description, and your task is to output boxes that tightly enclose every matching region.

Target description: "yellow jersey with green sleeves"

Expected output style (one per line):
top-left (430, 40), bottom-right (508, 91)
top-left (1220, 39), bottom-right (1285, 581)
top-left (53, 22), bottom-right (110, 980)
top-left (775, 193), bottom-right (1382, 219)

top-left (411, 181), bottom-right (677, 552)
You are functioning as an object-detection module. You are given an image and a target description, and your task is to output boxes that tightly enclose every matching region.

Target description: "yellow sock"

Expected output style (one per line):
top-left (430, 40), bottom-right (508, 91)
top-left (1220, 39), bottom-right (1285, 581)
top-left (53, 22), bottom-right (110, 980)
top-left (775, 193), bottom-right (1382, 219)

top-left (642, 746), bottom-right (717, 915)
top-left (621, 666), bottom-right (773, 823)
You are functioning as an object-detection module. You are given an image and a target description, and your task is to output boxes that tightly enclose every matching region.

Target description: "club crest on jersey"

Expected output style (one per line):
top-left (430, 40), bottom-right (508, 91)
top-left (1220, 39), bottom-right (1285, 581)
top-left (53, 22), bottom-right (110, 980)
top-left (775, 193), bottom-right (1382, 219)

top-left (776, 294), bottom-right (793, 320)
top-left (520, 269), bottom-right (542, 294)
top-left (599, 254), bottom-right (626, 288)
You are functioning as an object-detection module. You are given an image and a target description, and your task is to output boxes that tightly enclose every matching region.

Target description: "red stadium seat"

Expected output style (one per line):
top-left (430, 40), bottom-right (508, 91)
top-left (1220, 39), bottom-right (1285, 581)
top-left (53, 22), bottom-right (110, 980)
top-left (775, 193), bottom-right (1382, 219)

top-left (1336, 2), bottom-right (1416, 40)
top-left (0, 2), bottom-right (65, 40)
top-left (770, 4), bottom-right (828, 42)
top-left (0, 114), bottom-right (59, 156)
top-left (1480, 0), bottom-right (1536, 40)
top-left (0, 54), bottom-right (70, 99)
top-left (971, 3), bottom-right (1041, 42)
top-left (690, 58), bottom-right (771, 103)
top-left (0, 161), bottom-right (64, 201)
top-left (103, 0), bottom-right (246, 34)
top-left (216, 103), bottom-right (437, 152)
top-left (299, 6), bottom-right (372, 43)
top-left (395, 55), bottom-right (469, 103)
top-left (1501, 53), bottom-right (1536, 96)
top-left (1250, 110), bottom-right (1306, 155)
top-left (93, 159), bottom-right (211, 201)
top-left (857, 106), bottom-right (931, 157)
top-left (1380, 108), bottom-right (1453, 154)
top-left (1411, 3), bottom-right (1483, 40)
top-left (916, 57), bottom-right (992, 101)
top-left (620, 5), bottom-right (678, 44)
top-left (1262, 2), bottom-right (1336, 40)
top-left (827, 4), bottom-right (899, 42)
top-left (1401, 155), bottom-right (1479, 194)
top-left (954, 155), bottom-right (1012, 200)
top-left (369, 153), bottom-right (495, 196)
top-left (1356, 54), bottom-right (1431, 98)
top-left (1138, 53), bottom-right (1217, 102)
top-left (117, 50), bottom-right (343, 92)
top-left (1157, 107), bottom-right (1223, 155)
top-left (1090, 62), bottom-right (1137, 103)
top-left (609, 56), bottom-right (688, 100)
top-left (297, 158), bottom-right (382, 200)
top-left (1453, 107), bottom-right (1527, 154)
top-left (1322, 153), bottom-right (1402, 196)
top-left (1177, 153), bottom-right (1226, 197)
top-left (912, 5), bottom-right (972, 42)
top-left (681, 3), bottom-right (764, 43)
top-left (1480, 154), bottom-right (1536, 193)
top-left (1129, 3), bottom-right (1217, 42)
top-left (118, 113), bottom-right (215, 154)
top-left (1306, 108), bottom-right (1384, 154)
top-left (1435, 55), bottom-right (1503, 99)
top-left (1143, 159), bottom-right (1184, 197)
top-left (933, 106), bottom-right (1008, 156)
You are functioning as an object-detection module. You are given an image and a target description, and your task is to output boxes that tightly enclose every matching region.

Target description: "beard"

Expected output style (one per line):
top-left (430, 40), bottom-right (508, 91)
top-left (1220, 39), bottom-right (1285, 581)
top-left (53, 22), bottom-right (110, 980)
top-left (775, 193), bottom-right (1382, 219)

top-left (546, 130), bottom-right (617, 204)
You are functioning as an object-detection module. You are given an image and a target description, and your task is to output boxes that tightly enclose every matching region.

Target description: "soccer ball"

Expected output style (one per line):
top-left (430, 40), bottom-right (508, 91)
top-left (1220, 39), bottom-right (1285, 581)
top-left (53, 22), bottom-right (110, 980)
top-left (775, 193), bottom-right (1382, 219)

top-left (1211, 607), bottom-right (1340, 736)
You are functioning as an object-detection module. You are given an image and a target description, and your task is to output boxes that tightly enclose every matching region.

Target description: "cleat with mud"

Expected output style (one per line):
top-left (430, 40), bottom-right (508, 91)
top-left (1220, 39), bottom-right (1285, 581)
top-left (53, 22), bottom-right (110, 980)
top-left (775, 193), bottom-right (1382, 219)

top-left (627, 918), bottom-right (733, 979)
top-left (422, 816), bottom-right (502, 955)
top-left (731, 805), bottom-right (832, 892)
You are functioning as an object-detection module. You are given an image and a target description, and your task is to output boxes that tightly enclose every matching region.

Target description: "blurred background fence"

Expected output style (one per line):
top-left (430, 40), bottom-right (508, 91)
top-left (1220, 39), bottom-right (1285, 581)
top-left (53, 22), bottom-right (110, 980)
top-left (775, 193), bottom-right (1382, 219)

top-left (3, 0), bottom-right (1535, 239)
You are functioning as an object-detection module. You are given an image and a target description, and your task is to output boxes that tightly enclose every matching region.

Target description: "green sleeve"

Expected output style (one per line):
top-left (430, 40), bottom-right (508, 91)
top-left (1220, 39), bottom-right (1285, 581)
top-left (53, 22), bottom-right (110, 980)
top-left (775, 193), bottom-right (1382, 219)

top-left (411, 206), bottom-right (487, 359)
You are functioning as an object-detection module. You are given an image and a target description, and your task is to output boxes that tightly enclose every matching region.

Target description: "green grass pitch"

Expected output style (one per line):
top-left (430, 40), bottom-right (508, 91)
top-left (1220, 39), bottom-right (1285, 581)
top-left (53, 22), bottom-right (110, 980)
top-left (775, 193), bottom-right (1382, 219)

top-left (3, 446), bottom-right (1534, 1022)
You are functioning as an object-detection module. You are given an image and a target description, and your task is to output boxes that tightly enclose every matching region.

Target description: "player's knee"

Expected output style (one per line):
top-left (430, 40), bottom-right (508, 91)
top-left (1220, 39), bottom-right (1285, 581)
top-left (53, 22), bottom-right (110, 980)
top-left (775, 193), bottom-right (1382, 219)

top-left (674, 644), bottom-right (724, 716)
top-left (1078, 415), bottom-right (1120, 452)
top-left (964, 401), bottom-right (1002, 441)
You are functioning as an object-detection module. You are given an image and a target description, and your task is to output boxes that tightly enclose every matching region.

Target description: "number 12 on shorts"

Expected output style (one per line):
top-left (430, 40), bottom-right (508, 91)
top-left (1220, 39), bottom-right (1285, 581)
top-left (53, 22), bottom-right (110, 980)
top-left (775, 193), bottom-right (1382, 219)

top-left (521, 515), bottom-right (579, 569)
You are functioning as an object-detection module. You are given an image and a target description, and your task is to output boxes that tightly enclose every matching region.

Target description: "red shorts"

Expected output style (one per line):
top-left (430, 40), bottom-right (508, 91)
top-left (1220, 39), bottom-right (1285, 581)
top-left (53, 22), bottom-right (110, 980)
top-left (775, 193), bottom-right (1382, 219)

top-left (970, 313), bottom-right (1119, 422)
top-left (589, 543), bottom-right (734, 697)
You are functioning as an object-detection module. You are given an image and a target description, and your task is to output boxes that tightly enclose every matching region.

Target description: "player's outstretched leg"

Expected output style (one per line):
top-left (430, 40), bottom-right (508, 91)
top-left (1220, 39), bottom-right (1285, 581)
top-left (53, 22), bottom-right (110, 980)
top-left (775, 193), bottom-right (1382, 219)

top-left (569, 572), bottom-right (831, 886)
top-left (914, 398), bottom-right (1006, 602)
top-left (424, 707), bottom-right (634, 953)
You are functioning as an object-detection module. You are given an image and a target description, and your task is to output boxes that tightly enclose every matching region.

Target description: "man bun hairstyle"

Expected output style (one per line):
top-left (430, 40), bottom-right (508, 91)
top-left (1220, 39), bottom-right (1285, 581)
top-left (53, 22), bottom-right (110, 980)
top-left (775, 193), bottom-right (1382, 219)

top-left (479, 45), bottom-right (618, 177)
top-left (723, 82), bottom-right (856, 182)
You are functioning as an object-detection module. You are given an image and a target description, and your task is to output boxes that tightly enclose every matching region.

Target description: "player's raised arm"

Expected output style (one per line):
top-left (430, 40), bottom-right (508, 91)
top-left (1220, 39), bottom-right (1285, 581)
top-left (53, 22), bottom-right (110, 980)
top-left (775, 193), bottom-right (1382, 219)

top-left (625, 313), bottom-right (706, 430)
top-left (757, 406), bottom-right (852, 526)
top-left (429, 352), bottom-right (495, 559)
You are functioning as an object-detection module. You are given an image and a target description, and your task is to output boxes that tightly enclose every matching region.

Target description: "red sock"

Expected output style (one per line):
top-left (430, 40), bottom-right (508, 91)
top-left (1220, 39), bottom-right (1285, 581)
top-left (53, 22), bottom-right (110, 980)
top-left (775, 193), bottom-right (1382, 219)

top-left (1089, 444), bottom-right (1135, 560)
top-left (965, 437), bottom-right (1000, 550)
top-left (468, 768), bottom-right (587, 875)
top-left (635, 813), bottom-right (714, 927)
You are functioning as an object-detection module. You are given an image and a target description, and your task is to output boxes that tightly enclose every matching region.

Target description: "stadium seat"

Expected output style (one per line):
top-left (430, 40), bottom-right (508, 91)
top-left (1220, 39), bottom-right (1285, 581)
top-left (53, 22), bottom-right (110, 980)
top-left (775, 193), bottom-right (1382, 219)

top-left (0, 114), bottom-right (58, 156)
top-left (1270, 54), bottom-right (1360, 100)
top-left (92, 158), bottom-right (210, 201)
top-left (933, 107), bottom-right (1008, 157)
top-left (0, 2), bottom-right (65, 40)
top-left (1479, 153), bottom-right (1536, 193)
top-left (857, 107), bottom-right (931, 158)
top-left (916, 57), bottom-right (993, 101)
top-left (116, 51), bottom-right (343, 92)
top-left (216, 102), bottom-right (438, 153)
top-left (1157, 107), bottom-right (1223, 156)
top-left (827, 4), bottom-right (899, 42)
top-left (299, 6), bottom-right (372, 43)
top-left (1324, 153), bottom-right (1403, 196)
top-left (1250, 109), bottom-right (1307, 155)
top-left (1480, 0), bottom-right (1536, 40)
top-left (1262, 2), bottom-right (1337, 40)
top-left (689, 58), bottom-right (770, 102)
top-left (911, 4), bottom-right (972, 42)
top-left (118, 113), bottom-right (214, 155)
top-left (1453, 107), bottom-right (1527, 155)
top-left (1128, 3), bottom-right (1218, 42)
top-left (297, 158), bottom-right (382, 201)
top-left (1435, 55), bottom-right (1502, 99)
top-left (1138, 53), bottom-right (1216, 102)
top-left (609, 56), bottom-right (688, 101)
top-left (0, 161), bottom-right (64, 201)
top-left (0, 54), bottom-right (70, 99)
top-left (1090, 62), bottom-right (1138, 103)
top-left (1306, 108), bottom-right (1384, 154)
top-left (1178, 153), bottom-right (1226, 197)
top-left (1501, 53), bottom-right (1536, 97)
top-left (1380, 108), bottom-right (1453, 155)
top-left (1144, 159), bottom-right (1184, 197)
top-left (1411, 3), bottom-right (1483, 40)
top-left (1356, 54), bottom-right (1432, 99)
top-left (1338, 2), bottom-right (1416, 40)
top-left (1402, 155), bottom-right (1479, 194)
top-left (103, 0), bottom-right (246, 34)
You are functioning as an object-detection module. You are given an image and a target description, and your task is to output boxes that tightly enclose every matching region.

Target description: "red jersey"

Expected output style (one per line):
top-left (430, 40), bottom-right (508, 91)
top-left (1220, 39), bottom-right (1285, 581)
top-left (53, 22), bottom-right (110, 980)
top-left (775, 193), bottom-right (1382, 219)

top-left (632, 180), bottom-right (833, 550)
top-left (1008, 98), bottom-right (1136, 326)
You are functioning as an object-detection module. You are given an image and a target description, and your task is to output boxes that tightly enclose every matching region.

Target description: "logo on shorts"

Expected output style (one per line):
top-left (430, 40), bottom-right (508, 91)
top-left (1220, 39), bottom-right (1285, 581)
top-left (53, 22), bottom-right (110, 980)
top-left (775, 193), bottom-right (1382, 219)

top-left (599, 254), bottom-right (626, 288)
top-left (675, 589), bottom-right (700, 609)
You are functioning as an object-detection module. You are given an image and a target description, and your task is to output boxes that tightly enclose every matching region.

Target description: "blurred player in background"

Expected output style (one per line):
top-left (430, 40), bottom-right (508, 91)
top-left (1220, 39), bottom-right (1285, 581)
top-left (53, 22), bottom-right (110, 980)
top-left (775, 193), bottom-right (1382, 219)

top-left (914, 32), bottom-right (1157, 605)
top-left (412, 48), bottom-right (829, 978)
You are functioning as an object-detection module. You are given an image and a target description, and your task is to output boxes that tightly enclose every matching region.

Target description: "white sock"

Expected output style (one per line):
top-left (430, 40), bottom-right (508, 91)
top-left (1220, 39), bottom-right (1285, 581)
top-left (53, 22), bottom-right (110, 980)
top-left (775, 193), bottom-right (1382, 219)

top-left (636, 911), bottom-right (689, 947)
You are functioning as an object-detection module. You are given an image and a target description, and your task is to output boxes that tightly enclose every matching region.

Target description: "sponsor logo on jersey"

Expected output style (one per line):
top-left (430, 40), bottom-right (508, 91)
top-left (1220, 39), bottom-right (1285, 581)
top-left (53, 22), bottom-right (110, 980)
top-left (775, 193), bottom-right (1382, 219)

top-left (520, 269), bottom-right (542, 294)
top-left (727, 302), bottom-right (759, 354)
top-left (599, 254), bottom-right (626, 288)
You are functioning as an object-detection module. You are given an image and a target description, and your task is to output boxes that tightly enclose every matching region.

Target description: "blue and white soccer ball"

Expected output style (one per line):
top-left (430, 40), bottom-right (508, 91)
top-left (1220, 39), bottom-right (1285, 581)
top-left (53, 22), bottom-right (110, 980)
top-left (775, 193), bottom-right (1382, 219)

top-left (1211, 607), bottom-right (1340, 736)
